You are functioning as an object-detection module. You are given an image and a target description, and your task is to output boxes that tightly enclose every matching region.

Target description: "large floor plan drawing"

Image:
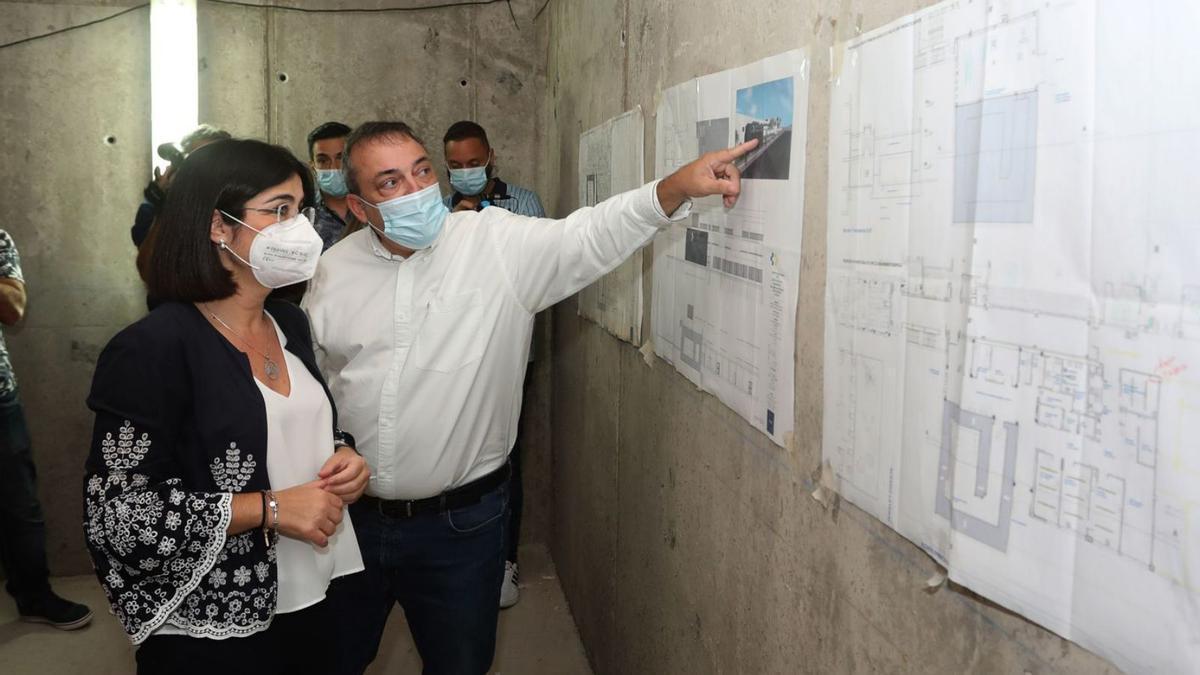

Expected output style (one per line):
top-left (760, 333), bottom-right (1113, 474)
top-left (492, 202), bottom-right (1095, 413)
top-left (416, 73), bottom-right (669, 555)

top-left (823, 1), bottom-right (1200, 672)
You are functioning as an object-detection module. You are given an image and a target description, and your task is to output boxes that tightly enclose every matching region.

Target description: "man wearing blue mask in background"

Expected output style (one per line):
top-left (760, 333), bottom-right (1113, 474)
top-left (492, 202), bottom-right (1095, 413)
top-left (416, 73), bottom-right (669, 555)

top-left (308, 121), bottom-right (355, 250)
top-left (304, 120), bottom-right (756, 674)
top-left (444, 120), bottom-right (546, 612)
top-left (443, 120), bottom-right (545, 218)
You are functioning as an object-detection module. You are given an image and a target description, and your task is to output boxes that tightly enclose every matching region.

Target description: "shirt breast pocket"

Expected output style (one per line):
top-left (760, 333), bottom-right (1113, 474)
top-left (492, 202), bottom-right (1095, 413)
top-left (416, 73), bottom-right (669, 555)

top-left (413, 289), bottom-right (487, 373)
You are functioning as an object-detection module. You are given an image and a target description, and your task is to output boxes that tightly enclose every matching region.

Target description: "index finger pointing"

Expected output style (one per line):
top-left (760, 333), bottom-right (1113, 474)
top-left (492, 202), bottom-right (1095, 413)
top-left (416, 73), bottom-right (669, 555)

top-left (713, 139), bottom-right (759, 163)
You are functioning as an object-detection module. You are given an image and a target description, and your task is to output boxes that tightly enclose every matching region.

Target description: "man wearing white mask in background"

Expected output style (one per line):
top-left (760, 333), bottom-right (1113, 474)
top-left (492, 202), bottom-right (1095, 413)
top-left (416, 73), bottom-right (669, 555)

top-left (303, 120), bottom-right (757, 675)
top-left (307, 121), bottom-right (355, 250)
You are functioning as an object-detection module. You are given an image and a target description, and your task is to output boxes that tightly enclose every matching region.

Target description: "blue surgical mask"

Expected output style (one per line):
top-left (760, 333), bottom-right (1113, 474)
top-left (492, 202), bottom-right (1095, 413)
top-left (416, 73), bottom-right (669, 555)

top-left (316, 169), bottom-right (349, 197)
top-left (358, 183), bottom-right (448, 249)
top-left (448, 165), bottom-right (489, 196)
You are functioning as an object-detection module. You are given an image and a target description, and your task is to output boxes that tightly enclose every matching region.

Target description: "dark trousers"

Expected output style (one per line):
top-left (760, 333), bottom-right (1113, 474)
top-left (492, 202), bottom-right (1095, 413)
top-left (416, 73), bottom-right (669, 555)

top-left (334, 480), bottom-right (509, 675)
top-left (136, 595), bottom-right (340, 675)
top-left (0, 393), bottom-right (52, 605)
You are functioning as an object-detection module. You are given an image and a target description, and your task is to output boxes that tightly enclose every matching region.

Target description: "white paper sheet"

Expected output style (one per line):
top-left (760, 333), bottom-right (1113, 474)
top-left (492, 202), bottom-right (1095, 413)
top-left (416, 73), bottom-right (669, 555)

top-left (653, 49), bottom-right (808, 448)
top-left (578, 107), bottom-right (646, 344)
top-left (823, 1), bottom-right (1200, 671)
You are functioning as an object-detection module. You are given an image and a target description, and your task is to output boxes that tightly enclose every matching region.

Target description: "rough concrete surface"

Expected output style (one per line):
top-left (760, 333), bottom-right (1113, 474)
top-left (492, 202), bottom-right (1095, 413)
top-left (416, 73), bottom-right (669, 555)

top-left (537, 0), bottom-right (1123, 673)
top-left (1, 1), bottom-right (153, 576)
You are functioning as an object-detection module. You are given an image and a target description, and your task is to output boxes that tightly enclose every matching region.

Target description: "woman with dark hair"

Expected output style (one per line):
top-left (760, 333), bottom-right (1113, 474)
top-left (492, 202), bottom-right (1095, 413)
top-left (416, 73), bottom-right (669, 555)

top-left (83, 139), bottom-right (370, 673)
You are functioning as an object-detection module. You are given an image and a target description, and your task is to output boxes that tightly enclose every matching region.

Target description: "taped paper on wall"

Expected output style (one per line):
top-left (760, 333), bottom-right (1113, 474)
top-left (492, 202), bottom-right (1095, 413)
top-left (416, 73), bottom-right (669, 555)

top-left (578, 107), bottom-right (645, 345)
top-left (652, 48), bottom-right (808, 448)
top-left (823, 1), bottom-right (1200, 671)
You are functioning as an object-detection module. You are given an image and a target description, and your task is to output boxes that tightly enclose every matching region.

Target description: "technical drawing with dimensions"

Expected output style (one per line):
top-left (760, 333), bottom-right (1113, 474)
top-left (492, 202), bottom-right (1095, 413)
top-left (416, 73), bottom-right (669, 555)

top-left (823, 1), bottom-right (1200, 672)
top-left (578, 108), bottom-right (646, 345)
top-left (653, 49), bottom-right (808, 447)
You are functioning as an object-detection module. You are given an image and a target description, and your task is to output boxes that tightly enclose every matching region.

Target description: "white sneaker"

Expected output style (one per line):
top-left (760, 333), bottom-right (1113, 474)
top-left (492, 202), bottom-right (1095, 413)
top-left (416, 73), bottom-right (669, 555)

top-left (499, 561), bottom-right (519, 609)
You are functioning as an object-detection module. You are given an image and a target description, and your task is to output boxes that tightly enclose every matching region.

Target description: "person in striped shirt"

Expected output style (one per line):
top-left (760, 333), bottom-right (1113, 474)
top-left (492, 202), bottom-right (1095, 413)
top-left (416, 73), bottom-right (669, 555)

top-left (443, 121), bottom-right (546, 218)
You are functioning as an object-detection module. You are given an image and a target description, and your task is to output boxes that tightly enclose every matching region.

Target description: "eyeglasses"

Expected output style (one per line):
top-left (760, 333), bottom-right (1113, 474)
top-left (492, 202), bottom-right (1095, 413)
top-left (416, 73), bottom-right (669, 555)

top-left (242, 204), bottom-right (316, 225)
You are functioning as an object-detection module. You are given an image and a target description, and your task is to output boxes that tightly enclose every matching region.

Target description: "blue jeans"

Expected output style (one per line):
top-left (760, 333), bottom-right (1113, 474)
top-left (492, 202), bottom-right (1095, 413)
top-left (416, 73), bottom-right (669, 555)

top-left (335, 480), bottom-right (509, 675)
top-left (0, 392), bottom-right (52, 605)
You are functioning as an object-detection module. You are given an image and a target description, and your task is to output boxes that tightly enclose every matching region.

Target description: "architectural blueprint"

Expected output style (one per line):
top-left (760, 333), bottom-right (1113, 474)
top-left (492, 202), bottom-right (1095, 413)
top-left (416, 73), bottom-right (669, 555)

top-left (823, 1), bottom-right (1200, 671)
top-left (578, 107), bottom-right (645, 345)
top-left (653, 49), bottom-right (808, 448)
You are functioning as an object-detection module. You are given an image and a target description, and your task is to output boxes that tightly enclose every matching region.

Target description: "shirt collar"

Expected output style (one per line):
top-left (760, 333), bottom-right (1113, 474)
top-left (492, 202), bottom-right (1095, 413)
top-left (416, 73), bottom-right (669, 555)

top-left (364, 223), bottom-right (444, 263)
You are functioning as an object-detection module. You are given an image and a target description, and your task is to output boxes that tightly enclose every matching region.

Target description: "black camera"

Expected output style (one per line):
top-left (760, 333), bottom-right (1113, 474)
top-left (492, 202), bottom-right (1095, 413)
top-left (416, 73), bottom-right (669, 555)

top-left (156, 142), bottom-right (185, 169)
top-left (144, 143), bottom-right (185, 206)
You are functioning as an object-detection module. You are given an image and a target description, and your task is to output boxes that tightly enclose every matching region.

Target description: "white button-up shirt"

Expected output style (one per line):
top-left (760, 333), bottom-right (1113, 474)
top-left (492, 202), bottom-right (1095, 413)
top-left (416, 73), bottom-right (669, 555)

top-left (303, 180), bottom-right (691, 499)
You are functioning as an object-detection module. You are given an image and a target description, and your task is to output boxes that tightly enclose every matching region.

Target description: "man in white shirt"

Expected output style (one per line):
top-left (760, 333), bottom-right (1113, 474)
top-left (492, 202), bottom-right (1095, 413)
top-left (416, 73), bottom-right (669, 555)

top-left (304, 120), bottom-right (754, 674)
top-left (443, 118), bottom-right (546, 610)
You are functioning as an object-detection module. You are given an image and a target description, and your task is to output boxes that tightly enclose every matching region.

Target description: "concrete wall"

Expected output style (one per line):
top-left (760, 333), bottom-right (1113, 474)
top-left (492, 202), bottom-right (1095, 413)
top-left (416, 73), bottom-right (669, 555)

top-left (0, 0), bottom-right (549, 576)
top-left (536, 1), bottom-right (1121, 673)
top-left (1, 1), bottom-right (152, 576)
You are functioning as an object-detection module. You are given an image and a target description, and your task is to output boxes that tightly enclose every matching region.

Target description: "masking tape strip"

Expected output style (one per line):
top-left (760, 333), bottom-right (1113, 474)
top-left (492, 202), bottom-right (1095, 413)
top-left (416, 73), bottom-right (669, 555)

top-left (829, 43), bottom-right (845, 84)
top-left (810, 460), bottom-right (841, 510)
top-left (924, 567), bottom-right (949, 593)
top-left (829, 13), bottom-right (863, 84)
top-left (639, 339), bottom-right (655, 368)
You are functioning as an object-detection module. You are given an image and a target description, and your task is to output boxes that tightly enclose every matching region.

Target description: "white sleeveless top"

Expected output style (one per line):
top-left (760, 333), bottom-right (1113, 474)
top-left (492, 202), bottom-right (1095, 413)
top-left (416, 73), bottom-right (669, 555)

top-left (256, 318), bottom-right (363, 613)
top-left (155, 317), bottom-right (363, 637)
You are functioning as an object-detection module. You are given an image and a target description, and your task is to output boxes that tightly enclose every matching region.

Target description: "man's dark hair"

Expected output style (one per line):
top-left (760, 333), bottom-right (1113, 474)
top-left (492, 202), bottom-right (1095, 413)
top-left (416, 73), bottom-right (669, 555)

top-left (140, 139), bottom-right (315, 303)
top-left (442, 120), bottom-right (490, 148)
top-left (307, 121), bottom-right (353, 159)
top-left (343, 121), bottom-right (424, 194)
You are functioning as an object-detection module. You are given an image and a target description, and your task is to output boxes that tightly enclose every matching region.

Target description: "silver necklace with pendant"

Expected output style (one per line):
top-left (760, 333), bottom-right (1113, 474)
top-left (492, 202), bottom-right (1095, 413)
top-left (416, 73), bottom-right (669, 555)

top-left (207, 308), bottom-right (281, 381)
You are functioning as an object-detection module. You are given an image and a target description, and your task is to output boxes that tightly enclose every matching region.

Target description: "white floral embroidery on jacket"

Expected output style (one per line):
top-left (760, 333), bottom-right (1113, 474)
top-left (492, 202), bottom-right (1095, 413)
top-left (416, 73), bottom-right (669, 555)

top-left (210, 443), bottom-right (256, 492)
top-left (85, 420), bottom-right (277, 644)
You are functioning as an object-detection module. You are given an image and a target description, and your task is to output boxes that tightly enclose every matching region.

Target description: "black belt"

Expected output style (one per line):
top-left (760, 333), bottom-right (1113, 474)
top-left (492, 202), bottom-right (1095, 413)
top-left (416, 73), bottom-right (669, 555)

top-left (361, 461), bottom-right (510, 519)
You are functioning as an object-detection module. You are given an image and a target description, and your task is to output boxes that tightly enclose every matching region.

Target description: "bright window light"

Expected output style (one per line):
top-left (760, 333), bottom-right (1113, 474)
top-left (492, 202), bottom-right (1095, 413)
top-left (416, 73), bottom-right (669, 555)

top-left (150, 0), bottom-right (198, 170)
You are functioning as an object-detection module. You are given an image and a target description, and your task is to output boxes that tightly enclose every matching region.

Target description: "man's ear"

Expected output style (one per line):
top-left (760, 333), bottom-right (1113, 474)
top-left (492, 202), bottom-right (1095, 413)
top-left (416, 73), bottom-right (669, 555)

top-left (209, 210), bottom-right (232, 246)
top-left (347, 195), bottom-right (370, 225)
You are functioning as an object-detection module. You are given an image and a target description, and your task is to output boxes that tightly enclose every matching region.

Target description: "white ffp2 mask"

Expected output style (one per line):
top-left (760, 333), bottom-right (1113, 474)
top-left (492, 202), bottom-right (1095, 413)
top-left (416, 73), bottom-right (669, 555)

top-left (218, 208), bottom-right (323, 288)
